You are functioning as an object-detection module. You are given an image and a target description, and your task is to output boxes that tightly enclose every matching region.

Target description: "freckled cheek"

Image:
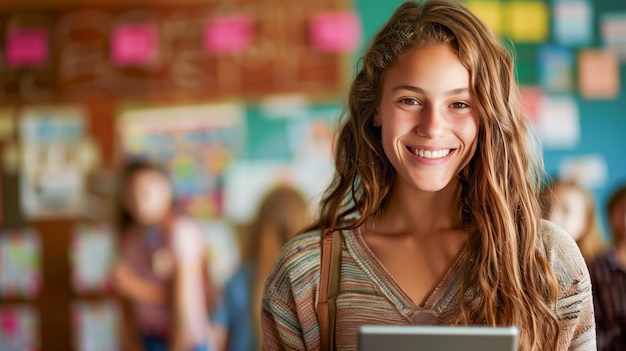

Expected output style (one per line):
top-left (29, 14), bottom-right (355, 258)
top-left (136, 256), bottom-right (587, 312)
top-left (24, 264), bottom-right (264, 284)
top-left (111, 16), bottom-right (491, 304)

top-left (459, 121), bottom-right (479, 148)
top-left (457, 121), bottom-right (479, 170)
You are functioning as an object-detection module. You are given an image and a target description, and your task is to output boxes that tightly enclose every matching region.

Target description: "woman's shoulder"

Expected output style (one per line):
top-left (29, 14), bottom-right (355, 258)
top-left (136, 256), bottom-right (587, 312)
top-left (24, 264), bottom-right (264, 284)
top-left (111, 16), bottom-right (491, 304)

top-left (265, 229), bottom-right (323, 294)
top-left (537, 219), bottom-right (589, 286)
top-left (276, 229), bottom-right (324, 270)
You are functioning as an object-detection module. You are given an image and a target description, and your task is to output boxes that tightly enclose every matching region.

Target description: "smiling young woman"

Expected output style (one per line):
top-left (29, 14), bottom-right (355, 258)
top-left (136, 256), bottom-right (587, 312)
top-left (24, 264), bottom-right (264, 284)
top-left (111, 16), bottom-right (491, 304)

top-left (261, 1), bottom-right (596, 350)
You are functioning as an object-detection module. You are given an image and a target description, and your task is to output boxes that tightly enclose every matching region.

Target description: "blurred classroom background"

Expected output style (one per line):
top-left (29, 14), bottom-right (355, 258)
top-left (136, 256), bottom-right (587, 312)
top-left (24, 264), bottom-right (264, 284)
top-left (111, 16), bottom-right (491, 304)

top-left (0, 0), bottom-right (624, 350)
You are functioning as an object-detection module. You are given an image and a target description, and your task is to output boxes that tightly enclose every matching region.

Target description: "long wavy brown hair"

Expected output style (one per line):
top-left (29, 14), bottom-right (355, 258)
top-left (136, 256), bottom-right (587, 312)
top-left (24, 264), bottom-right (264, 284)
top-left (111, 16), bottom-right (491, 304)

top-left (309, 0), bottom-right (561, 349)
top-left (247, 185), bottom-right (311, 345)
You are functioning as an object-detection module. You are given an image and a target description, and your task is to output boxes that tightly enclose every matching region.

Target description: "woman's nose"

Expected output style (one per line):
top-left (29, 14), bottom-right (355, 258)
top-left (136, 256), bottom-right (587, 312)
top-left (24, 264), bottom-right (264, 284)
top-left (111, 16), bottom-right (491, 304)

top-left (415, 105), bottom-right (445, 138)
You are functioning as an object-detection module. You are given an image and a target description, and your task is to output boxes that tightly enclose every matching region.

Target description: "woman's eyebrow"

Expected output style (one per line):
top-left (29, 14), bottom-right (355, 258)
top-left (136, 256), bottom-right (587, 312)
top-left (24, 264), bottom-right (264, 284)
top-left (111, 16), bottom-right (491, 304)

top-left (391, 85), bottom-right (469, 97)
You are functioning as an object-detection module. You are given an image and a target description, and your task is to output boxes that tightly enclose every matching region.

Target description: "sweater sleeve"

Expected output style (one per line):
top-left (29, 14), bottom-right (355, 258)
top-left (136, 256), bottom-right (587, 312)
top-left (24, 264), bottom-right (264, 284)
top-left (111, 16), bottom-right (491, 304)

top-left (261, 231), bottom-right (324, 351)
top-left (540, 220), bottom-right (596, 350)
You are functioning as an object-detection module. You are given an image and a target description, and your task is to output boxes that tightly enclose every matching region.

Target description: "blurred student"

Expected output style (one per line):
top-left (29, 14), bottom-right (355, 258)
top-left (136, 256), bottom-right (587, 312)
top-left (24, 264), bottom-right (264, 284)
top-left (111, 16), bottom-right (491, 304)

top-left (110, 160), bottom-right (216, 351)
top-left (588, 183), bottom-right (626, 351)
top-left (212, 185), bottom-right (311, 351)
top-left (540, 179), bottom-right (606, 262)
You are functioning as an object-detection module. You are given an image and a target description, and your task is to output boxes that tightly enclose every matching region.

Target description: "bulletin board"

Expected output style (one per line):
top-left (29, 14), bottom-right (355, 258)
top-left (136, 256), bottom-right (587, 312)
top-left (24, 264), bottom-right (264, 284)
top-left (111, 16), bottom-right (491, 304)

top-left (0, 0), bottom-right (356, 350)
top-left (0, 0), bottom-right (354, 105)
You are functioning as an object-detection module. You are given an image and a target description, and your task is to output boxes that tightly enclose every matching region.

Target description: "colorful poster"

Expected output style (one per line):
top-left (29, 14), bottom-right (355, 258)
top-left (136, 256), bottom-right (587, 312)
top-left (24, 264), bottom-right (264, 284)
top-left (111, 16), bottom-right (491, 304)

top-left (0, 305), bottom-right (39, 351)
top-left (70, 223), bottom-right (116, 294)
top-left (552, 0), bottom-right (593, 46)
top-left (118, 102), bottom-right (245, 219)
top-left (72, 300), bottom-right (120, 351)
top-left (19, 105), bottom-right (98, 219)
top-left (0, 229), bottom-right (41, 298)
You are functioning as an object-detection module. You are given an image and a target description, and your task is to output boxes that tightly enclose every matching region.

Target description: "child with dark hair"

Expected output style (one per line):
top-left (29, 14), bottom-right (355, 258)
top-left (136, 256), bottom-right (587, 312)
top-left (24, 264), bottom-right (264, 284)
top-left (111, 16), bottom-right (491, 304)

top-left (111, 160), bottom-right (216, 351)
top-left (588, 183), bottom-right (626, 351)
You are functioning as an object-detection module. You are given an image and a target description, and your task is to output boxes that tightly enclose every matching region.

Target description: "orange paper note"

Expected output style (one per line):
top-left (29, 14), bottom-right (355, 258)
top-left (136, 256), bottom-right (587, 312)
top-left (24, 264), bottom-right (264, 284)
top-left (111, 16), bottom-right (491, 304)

top-left (578, 49), bottom-right (620, 99)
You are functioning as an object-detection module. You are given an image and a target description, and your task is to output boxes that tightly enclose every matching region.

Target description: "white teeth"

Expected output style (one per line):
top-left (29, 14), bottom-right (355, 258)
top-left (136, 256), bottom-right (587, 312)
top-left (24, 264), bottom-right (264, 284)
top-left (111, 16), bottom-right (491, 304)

top-left (414, 148), bottom-right (450, 159)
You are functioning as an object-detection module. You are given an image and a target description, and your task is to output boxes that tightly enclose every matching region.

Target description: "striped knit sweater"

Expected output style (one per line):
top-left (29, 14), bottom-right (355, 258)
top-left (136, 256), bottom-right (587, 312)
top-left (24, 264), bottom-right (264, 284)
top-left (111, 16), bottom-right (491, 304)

top-left (261, 220), bottom-right (596, 350)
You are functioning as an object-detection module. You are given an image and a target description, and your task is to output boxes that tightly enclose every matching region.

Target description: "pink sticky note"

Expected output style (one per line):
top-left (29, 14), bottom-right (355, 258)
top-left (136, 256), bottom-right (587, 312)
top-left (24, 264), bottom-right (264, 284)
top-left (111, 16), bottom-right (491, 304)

top-left (5, 28), bottom-right (49, 68)
top-left (519, 86), bottom-right (544, 124)
top-left (111, 23), bottom-right (159, 66)
top-left (310, 11), bottom-right (362, 52)
top-left (204, 13), bottom-right (254, 55)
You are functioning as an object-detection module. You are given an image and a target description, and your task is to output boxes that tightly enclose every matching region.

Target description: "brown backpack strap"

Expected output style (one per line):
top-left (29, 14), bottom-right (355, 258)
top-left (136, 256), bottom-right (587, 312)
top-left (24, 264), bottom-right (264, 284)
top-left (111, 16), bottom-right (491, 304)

top-left (318, 230), bottom-right (343, 351)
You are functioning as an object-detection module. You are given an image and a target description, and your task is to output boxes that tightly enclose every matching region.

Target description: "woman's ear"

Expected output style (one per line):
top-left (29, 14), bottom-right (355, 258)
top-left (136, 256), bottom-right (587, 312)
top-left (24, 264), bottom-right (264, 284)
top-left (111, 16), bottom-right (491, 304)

top-left (373, 110), bottom-right (381, 127)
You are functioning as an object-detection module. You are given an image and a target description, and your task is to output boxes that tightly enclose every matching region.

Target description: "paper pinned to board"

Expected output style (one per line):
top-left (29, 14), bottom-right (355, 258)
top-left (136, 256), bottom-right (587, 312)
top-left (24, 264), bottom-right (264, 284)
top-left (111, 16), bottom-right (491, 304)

top-left (111, 22), bottom-right (159, 66)
top-left (578, 49), bottom-right (620, 99)
top-left (518, 86), bottom-right (544, 124)
top-left (5, 28), bottom-right (49, 68)
top-left (538, 45), bottom-right (574, 93)
top-left (203, 13), bottom-right (254, 55)
top-left (72, 300), bottom-right (121, 351)
top-left (0, 229), bottom-right (41, 298)
top-left (309, 10), bottom-right (362, 52)
top-left (536, 95), bottom-right (580, 149)
top-left (466, 1), bottom-right (504, 37)
top-left (0, 305), bottom-right (39, 351)
top-left (601, 12), bottom-right (626, 61)
top-left (507, 1), bottom-right (549, 42)
top-left (553, 0), bottom-right (593, 46)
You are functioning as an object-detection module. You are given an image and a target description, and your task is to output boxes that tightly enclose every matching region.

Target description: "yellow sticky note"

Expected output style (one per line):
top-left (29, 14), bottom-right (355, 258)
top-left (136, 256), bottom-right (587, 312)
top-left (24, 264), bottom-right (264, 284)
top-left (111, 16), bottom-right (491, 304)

top-left (507, 1), bottom-right (549, 42)
top-left (466, 1), bottom-right (504, 37)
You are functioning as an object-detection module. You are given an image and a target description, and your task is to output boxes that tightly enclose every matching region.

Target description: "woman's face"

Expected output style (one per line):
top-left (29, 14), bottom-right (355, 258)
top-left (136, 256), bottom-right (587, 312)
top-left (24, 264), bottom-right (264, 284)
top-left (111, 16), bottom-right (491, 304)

top-left (548, 185), bottom-right (588, 241)
top-left (375, 43), bottom-right (479, 193)
top-left (123, 169), bottom-right (173, 226)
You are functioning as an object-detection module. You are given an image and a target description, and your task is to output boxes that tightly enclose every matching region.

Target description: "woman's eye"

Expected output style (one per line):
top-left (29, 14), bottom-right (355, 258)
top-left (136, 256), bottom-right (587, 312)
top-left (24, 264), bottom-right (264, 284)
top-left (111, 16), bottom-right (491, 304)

top-left (400, 98), bottom-right (419, 105)
top-left (450, 102), bottom-right (469, 109)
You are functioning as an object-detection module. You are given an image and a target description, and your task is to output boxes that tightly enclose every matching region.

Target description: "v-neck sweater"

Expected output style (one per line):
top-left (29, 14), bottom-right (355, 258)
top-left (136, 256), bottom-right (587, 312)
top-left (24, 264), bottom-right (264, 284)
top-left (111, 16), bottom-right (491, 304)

top-left (261, 220), bottom-right (596, 350)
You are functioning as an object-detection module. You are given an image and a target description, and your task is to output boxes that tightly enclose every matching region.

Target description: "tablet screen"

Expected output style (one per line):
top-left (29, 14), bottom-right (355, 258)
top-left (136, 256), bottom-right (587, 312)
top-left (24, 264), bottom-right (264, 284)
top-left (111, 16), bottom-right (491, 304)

top-left (358, 325), bottom-right (519, 351)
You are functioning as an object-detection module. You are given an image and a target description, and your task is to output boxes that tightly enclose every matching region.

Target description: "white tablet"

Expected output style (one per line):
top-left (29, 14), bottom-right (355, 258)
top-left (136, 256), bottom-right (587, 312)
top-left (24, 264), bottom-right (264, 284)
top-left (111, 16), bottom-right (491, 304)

top-left (358, 325), bottom-right (519, 351)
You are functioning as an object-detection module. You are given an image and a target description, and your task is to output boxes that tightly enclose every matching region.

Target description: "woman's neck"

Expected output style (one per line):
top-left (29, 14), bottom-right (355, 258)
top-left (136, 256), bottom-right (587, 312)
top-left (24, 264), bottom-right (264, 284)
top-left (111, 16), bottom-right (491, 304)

top-left (369, 179), bottom-right (463, 237)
